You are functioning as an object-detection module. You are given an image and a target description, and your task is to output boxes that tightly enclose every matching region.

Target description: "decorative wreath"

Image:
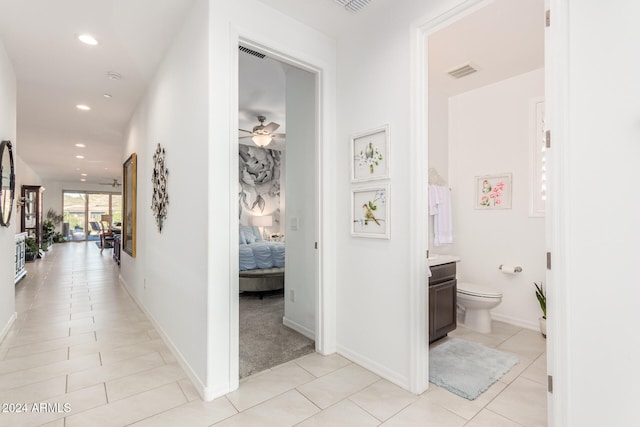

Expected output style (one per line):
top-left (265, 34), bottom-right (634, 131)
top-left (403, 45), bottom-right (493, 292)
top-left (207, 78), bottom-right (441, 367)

top-left (151, 143), bottom-right (169, 232)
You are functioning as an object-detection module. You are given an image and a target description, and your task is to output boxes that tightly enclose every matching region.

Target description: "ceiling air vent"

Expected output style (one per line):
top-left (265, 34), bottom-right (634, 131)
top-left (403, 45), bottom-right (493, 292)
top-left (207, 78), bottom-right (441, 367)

top-left (334, 0), bottom-right (372, 12)
top-left (239, 45), bottom-right (265, 59)
top-left (447, 63), bottom-right (478, 79)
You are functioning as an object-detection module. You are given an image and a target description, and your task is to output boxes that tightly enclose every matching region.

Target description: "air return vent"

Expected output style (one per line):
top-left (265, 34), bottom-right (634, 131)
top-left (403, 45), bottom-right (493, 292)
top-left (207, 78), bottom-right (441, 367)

top-left (334, 0), bottom-right (372, 12)
top-left (239, 45), bottom-right (265, 59)
top-left (447, 63), bottom-right (478, 79)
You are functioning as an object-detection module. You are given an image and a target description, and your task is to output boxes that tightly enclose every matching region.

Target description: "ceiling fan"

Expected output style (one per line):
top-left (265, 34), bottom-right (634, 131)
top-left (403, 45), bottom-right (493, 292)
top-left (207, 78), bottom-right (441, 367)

top-left (100, 178), bottom-right (121, 188)
top-left (239, 115), bottom-right (285, 147)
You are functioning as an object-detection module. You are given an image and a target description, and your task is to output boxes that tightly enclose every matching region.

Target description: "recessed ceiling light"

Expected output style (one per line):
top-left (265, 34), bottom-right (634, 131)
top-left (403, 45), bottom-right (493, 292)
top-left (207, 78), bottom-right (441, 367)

top-left (80, 178), bottom-right (87, 182)
top-left (103, 93), bottom-right (112, 98)
top-left (76, 104), bottom-right (91, 111)
top-left (81, 173), bottom-right (88, 177)
top-left (78, 34), bottom-right (98, 46)
top-left (75, 155), bottom-right (85, 159)
top-left (107, 71), bottom-right (122, 80)
top-left (75, 143), bottom-right (86, 148)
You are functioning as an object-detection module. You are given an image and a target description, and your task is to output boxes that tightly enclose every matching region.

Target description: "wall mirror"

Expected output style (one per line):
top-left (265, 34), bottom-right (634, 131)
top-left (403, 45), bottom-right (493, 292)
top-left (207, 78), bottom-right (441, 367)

top-left (0, 140), bottom-right (15, 227)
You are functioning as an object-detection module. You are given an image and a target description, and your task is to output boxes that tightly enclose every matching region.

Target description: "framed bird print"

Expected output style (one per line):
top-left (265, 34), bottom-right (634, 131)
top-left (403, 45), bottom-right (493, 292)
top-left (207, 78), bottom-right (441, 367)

top-left (351, 124), bottom-right (389, 182)
top-left (351, 184), bottom-right (390, 239)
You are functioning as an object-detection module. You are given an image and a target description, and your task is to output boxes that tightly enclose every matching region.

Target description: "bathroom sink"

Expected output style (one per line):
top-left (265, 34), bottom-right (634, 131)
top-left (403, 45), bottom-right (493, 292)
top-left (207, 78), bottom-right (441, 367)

top-left (428, 253), bottom-right (461, 266)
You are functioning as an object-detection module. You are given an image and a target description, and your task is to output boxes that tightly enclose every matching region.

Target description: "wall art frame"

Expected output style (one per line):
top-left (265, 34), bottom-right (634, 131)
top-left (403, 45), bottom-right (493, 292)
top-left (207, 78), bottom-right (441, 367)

top-left (123, 153), bottom-right (137, 257)
top-left (151, 143), bottom-right (169, 233)
top-left (350, 124), bottom-right (389, 182)
top-left (475, 173), bottom-right (512, 209)
top-left (351, 184), bottom-right (390, 239)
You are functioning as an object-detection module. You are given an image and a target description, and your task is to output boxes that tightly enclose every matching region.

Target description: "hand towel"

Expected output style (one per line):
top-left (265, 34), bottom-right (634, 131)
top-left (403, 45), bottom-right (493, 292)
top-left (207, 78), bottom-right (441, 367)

top-left (429, 185), bottom-right (453, 246)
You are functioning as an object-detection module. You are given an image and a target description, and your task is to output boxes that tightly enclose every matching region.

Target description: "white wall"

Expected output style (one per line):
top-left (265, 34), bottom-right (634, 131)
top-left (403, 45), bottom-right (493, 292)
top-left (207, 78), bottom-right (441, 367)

top-left (0, 39), bottom-right (16, 340)
top-left (448, 69), bottom-right (545, 329)
top-left (120, 0), bottom-right (210, 395)
top-left (334, 0), bottom-right (464, 389)
top-left (556, 2), bottom-right (640, 424)
top-left (283, 65), bottom-right (316, 339)
top-left (428, 86), bottom-right (453, 253)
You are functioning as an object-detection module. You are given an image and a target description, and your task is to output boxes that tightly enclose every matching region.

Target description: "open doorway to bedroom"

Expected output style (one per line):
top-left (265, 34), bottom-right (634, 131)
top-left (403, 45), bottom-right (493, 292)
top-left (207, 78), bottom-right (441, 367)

top-left (237, 43), bottom-right (317, 378)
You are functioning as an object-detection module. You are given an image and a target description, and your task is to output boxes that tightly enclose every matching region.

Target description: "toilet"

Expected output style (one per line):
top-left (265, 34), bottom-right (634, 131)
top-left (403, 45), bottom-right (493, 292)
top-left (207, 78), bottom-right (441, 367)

top-left (457, 282), bottom-right (502, 333)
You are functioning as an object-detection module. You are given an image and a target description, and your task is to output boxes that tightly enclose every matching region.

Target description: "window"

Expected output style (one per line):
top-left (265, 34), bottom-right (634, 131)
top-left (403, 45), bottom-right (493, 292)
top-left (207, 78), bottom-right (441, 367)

top-left (63, 191), bottom-right (121, 241)
top-left (530, 98), bottom-right (546, 217)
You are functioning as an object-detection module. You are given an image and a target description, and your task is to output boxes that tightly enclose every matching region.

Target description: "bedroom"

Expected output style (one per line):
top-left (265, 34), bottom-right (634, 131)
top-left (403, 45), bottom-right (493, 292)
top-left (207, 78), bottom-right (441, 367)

top-left (237, 44), bottom-right (318, 378)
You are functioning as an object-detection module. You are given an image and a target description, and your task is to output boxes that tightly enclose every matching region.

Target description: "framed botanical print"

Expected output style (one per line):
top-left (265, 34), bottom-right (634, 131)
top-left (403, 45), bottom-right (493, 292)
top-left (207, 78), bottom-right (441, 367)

top-left (475, 173), bottom-right (512, 209)
top-left (351, 184), bottom-right (390, 239)
top-left (351, 124), bottom-right (389, 182)
top-left (123, 153), bottom-right (137, 257)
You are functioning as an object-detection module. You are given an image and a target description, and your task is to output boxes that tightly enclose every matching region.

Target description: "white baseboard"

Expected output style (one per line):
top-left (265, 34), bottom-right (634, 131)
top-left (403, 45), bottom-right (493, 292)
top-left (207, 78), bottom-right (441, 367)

top-left (336, 344), bottom-right (410, 391)
top-left (491, 312), bottom-right (538, 331)
top-left (283, 316), bottom-right (315, 341)
top-left (0, 312), bottom-right (17, 343)
top-left (119, 276), bottom-right (221, 401)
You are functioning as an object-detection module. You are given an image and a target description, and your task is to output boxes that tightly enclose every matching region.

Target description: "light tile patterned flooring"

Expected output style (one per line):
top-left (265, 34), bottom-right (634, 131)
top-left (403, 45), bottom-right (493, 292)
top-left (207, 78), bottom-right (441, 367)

top-left (0, 243), bottom-right (547, 426)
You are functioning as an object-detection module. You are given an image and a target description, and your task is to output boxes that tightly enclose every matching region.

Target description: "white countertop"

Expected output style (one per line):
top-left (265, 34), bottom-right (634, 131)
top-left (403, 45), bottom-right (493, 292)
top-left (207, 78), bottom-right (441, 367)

top-left (428, 254), bottom-right (461, 267)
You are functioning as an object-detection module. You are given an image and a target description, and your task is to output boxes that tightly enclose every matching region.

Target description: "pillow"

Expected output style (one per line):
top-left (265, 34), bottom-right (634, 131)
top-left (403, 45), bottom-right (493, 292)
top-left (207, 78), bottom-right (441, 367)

top-left (250, 226), bottom-right (263, 241)
top-left (244, 232), bottom-right (256, 244)
top-left (240, 225), bottom-right (263, 242)
top-left (239, 231), bottom-right (247, 245)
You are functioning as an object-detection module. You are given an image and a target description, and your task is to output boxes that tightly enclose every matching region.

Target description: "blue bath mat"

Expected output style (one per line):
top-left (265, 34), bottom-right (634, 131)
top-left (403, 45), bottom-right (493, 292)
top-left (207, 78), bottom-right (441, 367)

top-left (429, 338), bottom-right (519, 400)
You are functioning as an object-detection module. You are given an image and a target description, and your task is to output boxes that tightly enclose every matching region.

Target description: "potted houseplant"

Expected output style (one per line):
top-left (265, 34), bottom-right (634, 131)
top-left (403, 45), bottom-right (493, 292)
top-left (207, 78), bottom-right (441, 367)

top-left (42, 220), bottom-right (55, 250)
top-left (535, 282), bottom-right (546, 338)
top-left (25, 237), bottom-right (39, 261)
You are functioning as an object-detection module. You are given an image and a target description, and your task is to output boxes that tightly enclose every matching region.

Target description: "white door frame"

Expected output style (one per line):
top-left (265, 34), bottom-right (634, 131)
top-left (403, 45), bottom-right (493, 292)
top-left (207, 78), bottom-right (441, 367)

top-left (227, 33), bottom-right (336, 391)
top-left (408, 0), bottom-right (494, 395)
top-left (411, 1), bottom-right (565, 424)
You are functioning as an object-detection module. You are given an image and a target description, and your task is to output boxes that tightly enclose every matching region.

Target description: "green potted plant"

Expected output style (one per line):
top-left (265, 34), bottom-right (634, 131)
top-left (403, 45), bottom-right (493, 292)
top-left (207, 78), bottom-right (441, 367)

top-left (25, 237), bottom-right (39, 261)
top-left (42, 219), bottom-right (55, 250)
top-left (534, 282), bottom-right (546, 338)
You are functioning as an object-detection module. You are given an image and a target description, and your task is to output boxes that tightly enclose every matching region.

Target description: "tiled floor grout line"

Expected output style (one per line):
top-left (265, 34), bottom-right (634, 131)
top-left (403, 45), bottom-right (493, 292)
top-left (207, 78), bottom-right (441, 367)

top-left (3, 244), bottom-right (547, 426)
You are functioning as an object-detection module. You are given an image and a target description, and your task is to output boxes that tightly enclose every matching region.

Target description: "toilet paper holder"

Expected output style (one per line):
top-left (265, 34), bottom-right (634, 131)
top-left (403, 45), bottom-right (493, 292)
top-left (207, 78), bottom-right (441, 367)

top-left (498, 264), bottom-right (523, 273)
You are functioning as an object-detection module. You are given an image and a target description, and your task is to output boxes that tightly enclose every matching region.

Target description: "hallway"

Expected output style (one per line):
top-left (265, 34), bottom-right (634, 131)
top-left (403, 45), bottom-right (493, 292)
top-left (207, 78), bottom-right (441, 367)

top-left (1, 243), bottom-right (546, 426)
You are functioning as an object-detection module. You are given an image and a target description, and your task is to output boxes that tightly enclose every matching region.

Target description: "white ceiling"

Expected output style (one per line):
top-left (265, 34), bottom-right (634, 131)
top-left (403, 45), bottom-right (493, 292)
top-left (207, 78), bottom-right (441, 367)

top-left (429, 0), bottom-right (544, 98)
top-left (238, 50), bottom-right (288, 151)
top-left (0, 0), bottom-right (195, 184)
top-left (0, 0), bottom-right (542, 183)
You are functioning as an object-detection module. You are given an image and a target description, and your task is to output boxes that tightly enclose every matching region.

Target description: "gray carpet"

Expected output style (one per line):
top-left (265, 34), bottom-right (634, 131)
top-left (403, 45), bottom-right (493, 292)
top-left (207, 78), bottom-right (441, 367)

top-left (240, 292), bottom-right (315, 378)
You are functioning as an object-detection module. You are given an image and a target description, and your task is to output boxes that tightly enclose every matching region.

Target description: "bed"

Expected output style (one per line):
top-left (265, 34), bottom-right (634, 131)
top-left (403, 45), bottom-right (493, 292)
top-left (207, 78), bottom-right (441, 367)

top-left (239, 225), bottom-right (285, 292)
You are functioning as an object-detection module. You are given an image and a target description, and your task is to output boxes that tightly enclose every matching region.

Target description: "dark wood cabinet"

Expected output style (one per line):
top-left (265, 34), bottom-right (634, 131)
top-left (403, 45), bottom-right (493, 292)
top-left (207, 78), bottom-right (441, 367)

top-left (429, 262), bottom-right (457, 343)
top-left (21, 185), bottom-right (44, 248)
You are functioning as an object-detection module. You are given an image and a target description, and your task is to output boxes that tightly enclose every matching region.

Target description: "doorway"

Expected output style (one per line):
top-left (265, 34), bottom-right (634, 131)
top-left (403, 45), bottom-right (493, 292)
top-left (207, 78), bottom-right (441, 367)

top-left (413, 0), bottom-right (549, 413)
top-left (236, 41), bottom-right (319, 378)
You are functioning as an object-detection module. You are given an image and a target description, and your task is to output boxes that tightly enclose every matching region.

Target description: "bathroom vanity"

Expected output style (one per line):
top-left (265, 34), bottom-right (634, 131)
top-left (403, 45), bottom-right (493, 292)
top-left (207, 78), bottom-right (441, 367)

top-left (428, 255), bottom-right (460, 343)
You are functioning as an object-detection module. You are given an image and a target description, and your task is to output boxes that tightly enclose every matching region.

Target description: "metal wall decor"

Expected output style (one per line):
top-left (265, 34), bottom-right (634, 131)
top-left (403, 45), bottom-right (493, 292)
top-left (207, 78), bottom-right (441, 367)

top-left (151, 143), bottom-right (169, 232)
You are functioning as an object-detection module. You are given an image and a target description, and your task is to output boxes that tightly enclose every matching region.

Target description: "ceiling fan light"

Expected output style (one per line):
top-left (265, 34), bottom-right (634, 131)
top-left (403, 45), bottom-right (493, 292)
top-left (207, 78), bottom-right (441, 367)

top-left (252, 134), bottom-right (272, 147)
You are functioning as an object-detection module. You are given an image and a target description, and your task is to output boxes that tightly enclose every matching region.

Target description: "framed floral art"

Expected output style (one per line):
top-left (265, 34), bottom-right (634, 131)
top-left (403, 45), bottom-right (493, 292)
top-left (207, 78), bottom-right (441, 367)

top-left (351, 124), bottom-right (389, 182)
top-left (475, 173), bottom-right (512, 209)
top-left (351, 184), bottom-right (390, 239)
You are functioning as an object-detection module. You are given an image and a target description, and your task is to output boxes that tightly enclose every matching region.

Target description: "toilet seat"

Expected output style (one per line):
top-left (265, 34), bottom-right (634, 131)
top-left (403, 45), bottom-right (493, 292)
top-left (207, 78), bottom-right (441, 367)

top-left (457, 282), bottom-right (502, 298)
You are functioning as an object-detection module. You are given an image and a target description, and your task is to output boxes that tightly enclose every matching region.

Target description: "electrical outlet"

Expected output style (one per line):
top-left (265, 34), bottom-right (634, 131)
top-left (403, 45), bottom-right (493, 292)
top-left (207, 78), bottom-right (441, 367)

top-left (289, 289), bottom-right (295, 302)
